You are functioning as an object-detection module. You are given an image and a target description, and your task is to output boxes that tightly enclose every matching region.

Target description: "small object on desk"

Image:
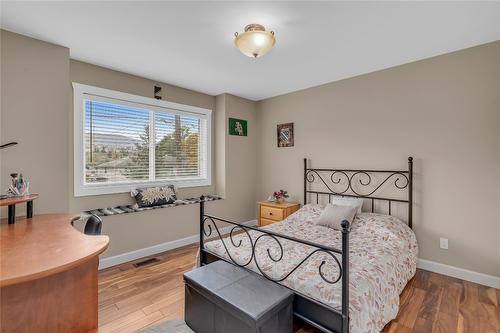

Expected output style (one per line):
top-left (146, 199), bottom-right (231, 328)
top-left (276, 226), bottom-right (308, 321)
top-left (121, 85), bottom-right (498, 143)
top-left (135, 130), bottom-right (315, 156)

top-left (7, 173), bottom-right (29, 196)
top-left (257, 200), bottom-right (300, 227)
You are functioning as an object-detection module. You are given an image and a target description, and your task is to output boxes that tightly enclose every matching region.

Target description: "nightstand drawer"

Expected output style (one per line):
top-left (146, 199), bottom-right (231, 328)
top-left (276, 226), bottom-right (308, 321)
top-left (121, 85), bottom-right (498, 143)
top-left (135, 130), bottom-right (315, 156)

top-left (260, 206), bottom-right (284, 221)
top-left (257, 201), bottom-right (300, 227)
top-left (259, 217), bottom-right (277, 227)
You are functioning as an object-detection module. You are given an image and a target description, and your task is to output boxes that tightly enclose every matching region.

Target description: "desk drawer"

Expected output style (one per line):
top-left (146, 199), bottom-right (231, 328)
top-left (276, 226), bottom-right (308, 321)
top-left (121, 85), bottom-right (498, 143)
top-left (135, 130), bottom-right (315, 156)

top-left (260, 206), bottom-right (284, 221)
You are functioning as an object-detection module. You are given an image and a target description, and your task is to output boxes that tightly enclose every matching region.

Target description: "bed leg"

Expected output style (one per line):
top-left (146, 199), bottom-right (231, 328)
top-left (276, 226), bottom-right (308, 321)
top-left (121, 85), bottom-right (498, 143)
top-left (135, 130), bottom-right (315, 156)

top-left (341, 220), bottom-right (350, 333)
top-left (199, 195), bottom-right (206, 266)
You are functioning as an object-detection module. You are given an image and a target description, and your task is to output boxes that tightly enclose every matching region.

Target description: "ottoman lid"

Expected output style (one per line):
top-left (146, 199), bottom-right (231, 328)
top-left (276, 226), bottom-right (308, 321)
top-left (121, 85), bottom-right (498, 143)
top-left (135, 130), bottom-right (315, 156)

top-left (184, 260), bottom-right (294, 322)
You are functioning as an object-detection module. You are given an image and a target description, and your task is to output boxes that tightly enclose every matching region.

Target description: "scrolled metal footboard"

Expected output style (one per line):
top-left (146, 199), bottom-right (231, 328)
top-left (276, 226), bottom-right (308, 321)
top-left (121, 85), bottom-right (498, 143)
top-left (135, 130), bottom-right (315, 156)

top-left (198, 196), bottom-right (351, 333)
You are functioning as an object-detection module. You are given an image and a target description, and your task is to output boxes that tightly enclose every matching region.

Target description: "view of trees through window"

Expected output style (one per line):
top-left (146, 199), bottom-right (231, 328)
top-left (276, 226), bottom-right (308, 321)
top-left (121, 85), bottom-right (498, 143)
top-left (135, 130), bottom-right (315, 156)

top-left (84, 100), bottom-right (201, 184)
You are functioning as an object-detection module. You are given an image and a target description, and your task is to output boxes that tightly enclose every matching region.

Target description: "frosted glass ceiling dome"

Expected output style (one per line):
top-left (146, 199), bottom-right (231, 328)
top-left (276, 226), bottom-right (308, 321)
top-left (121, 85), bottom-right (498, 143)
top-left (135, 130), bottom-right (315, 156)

top-left (234, 24), bottom-right (276, 58)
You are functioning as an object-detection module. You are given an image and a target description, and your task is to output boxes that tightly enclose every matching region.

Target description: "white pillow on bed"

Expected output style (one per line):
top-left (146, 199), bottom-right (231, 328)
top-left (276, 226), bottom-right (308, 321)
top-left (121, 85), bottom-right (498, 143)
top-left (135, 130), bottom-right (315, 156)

top-left (316, 204), bottom-right (358, 230)
top-left (330, 197), bottom-right (363, 214)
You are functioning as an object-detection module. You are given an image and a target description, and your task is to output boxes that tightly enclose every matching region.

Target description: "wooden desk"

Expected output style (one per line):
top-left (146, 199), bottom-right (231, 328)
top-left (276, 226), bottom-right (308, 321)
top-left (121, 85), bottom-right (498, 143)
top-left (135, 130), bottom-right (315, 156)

top-left (0, 214), bottom-right (109, 333)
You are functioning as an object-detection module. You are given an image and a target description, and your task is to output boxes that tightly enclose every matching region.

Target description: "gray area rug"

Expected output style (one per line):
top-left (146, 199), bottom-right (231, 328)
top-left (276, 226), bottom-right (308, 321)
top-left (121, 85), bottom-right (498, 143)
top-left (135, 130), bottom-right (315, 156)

top-left (137, 320), bottom-right (194, 333)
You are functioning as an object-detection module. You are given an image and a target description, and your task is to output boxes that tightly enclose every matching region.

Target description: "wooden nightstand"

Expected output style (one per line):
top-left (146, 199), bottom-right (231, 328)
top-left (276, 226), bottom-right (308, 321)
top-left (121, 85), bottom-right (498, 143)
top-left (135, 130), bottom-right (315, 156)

top-left (257, 201), bottom-right (300, 227)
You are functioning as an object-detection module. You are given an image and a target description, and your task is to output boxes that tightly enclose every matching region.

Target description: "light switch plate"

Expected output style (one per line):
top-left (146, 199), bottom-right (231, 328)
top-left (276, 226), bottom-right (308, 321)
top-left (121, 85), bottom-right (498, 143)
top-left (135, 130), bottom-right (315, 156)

top-left (440, 238), bottom-right (449, 250)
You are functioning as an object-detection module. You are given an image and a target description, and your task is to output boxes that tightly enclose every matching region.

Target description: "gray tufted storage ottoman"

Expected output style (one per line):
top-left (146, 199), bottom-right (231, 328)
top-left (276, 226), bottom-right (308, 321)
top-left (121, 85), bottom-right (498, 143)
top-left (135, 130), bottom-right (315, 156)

top-left (184, 260), bottom-right (294, 333)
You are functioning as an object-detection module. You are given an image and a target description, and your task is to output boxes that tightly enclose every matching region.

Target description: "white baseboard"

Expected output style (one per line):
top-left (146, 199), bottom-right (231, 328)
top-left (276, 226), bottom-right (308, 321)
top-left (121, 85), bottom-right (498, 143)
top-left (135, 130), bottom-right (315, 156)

top-left (99, 219), bottom-right (257, 270)
top-left (417, 259), bottom-right (500, 289)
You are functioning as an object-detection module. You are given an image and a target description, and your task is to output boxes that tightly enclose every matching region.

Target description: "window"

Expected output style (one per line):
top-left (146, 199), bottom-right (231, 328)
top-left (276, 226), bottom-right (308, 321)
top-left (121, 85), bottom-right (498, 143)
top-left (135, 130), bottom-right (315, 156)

top-left (73, 83), bottom-right (211, 196)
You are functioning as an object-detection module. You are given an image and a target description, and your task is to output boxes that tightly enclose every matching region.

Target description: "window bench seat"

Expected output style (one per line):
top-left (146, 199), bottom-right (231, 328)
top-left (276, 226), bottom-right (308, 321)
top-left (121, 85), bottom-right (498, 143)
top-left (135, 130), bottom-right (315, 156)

top-left (82, 195), bottom-right (222, 217)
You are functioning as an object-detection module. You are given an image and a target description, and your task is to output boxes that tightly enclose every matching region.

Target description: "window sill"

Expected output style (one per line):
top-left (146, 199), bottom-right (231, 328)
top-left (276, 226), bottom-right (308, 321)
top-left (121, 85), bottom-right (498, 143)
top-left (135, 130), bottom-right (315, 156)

top-left (74, 178), bottom-right (211, 197)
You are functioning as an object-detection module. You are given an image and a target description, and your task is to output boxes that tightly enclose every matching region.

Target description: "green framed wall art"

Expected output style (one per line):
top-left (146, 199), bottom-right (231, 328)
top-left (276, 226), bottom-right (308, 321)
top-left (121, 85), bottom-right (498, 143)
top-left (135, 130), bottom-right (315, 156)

top-left (228, 118), bottom-right (247, 136)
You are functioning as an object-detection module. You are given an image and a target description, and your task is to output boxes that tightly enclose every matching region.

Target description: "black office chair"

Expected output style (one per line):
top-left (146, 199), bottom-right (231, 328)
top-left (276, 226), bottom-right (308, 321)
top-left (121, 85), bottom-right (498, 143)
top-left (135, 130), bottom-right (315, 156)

top-left (84, 214), bottom-right (102, 235)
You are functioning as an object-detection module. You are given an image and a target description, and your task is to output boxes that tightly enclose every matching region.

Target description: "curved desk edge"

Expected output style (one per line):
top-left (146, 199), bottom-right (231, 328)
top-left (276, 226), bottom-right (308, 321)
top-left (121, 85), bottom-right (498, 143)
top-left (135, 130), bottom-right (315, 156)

top-left (1, 214), bottom-right (109, 287)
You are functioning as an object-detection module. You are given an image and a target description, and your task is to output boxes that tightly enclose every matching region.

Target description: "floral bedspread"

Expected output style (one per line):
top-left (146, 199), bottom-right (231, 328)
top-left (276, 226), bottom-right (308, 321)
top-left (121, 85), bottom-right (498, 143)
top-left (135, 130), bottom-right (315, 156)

top-left (203, 204), bottom-right (418, 333)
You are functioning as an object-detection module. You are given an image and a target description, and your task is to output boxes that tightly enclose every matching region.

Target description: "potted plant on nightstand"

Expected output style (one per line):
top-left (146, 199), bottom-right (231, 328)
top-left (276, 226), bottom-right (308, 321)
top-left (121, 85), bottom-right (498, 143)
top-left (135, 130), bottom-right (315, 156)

top-left (272, 190), bottom-right (289, 204)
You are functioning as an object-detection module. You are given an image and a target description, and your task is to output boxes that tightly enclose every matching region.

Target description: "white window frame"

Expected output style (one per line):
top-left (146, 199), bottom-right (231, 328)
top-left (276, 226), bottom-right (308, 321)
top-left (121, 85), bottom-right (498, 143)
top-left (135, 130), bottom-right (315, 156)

top-left (73, 83), bottom-right (212, 197)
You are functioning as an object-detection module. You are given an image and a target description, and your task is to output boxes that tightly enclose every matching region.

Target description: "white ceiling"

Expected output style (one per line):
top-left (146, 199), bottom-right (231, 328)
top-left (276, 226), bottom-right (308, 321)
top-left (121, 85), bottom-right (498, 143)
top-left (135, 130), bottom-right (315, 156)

top-left (1, 1), bottom-right (499, 101)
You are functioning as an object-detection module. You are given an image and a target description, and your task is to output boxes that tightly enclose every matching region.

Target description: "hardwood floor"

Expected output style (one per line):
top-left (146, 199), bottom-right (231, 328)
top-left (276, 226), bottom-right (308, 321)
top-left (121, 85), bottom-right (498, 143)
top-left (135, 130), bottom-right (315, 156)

top-left (98, 244), bottom-right (499, 333)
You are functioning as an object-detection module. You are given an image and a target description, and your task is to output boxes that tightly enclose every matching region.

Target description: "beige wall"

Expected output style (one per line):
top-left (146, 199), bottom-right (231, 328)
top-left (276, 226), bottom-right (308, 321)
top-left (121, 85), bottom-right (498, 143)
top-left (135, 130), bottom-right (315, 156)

top-left (1, 30), bottom-right (70, 216)
top-left (214, 94), bottom-right (258, 221)
top-left (256, 41), bottom-right (500, 277)
top-left (215, 94), bottom-right (227, 198)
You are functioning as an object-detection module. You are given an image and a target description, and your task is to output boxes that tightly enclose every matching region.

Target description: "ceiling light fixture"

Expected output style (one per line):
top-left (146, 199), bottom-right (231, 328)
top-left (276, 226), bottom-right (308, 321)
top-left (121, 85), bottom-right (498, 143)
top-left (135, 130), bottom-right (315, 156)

top-left (234, 24), bottom-right (275, 58)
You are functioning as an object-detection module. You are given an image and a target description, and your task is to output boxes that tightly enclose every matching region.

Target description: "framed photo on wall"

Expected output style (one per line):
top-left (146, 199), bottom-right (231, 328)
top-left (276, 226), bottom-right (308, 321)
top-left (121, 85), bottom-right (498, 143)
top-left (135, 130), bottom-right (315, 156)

top-left (277, 123), bottom-right (294, 147)
top-left (228, 118), bottom-right (248, 136)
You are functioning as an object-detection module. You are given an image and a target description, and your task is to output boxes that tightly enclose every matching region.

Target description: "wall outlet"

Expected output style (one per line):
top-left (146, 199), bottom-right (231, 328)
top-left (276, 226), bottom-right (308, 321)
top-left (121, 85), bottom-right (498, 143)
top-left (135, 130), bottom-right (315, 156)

top-left (439, 238), bottom-right (449, 250)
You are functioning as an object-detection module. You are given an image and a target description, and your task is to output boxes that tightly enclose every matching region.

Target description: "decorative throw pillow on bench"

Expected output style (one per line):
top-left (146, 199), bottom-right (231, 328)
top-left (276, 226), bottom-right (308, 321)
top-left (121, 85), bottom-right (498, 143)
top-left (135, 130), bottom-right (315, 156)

top-left (132, 185), bottom-right (177, 208)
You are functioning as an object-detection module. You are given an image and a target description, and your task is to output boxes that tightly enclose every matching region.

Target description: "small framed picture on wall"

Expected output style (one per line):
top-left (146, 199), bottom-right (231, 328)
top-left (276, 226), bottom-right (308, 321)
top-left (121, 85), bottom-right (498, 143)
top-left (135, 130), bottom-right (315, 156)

top-left (228, 118), bottom-right (248, 136)
top-left (277, 123), bottom-right (294, 147)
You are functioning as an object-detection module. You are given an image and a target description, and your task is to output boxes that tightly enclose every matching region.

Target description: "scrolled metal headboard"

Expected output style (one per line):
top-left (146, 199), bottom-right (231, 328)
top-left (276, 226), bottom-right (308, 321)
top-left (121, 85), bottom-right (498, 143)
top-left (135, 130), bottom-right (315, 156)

top-left (304, 157), bottom-right (413, 228)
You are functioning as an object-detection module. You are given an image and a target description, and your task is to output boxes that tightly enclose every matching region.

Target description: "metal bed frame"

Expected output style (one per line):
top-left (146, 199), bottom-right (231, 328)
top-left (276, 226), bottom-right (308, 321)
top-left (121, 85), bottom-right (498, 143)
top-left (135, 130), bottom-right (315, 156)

top-left (198, 157), bottom-right (413, 333)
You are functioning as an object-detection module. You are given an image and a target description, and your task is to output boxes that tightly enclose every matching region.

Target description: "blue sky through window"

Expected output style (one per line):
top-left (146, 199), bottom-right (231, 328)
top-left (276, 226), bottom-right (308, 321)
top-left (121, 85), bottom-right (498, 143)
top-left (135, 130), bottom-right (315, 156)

top-left (85, 100), bottom-right (200, 142)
